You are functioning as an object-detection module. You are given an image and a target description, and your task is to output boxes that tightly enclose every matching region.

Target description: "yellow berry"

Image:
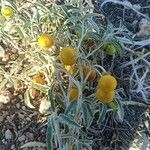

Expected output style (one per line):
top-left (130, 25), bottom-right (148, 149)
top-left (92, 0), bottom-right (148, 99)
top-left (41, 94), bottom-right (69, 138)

top-left (1, 6), bottom-right (14, 18)
top-left (98, 74), bottom-right (117, 91)
top-left (83, 64), bottom-right (96, 81)
top-left (32, 75), bottom-right (45, 85)
top-left (38, 34), bottom-right (54, 49)
top-left (96, 89), bottom-right (115, 103)
top-left (59, 46), bottom-right (77, 65)
top-left (69, 87), bottom-right (78, 101)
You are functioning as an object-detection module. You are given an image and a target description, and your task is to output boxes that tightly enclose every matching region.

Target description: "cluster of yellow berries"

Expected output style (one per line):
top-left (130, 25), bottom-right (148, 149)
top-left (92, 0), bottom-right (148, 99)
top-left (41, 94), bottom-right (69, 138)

top-left (36, 34), bottom-right (118, 103)
top-left (1, 5), bottom-right (118, 104)
top-left (96, 74), bottom-right (117, 103)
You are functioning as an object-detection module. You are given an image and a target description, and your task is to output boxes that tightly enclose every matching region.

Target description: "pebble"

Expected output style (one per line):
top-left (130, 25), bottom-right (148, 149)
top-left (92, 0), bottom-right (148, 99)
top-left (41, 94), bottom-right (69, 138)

top-left (16, 103), bottom-right (20, 109)
top-left (26, 132), bottom-right (34, 140)
top-left (18, 135), bottom-right (26, 142)
top-left (19, 94), bottom-right (23, 100)
top-left (0, 45), bottom-right (5, 57)
top-left (6, 82), bottom-right (13, 88)
top-left (0, 115), bottom-right (4, 122)
top-left (0, 102), bottom-right (4, 109)
top-left (11, 145), bottom-right (15, 150)
top-left (0, 75), bottom-right (4, 82)
top-left (5, 129), bottom-right (13, 140)
top-left (22, 106), bottom-right (26, 110)
top-left (0, 94), bottom-right (11, 104)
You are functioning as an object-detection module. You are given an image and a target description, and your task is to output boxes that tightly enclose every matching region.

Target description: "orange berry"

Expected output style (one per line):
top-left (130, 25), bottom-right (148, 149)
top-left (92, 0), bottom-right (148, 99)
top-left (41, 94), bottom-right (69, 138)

top-left (96, 89), bottom-right (115, 103)
top-left (83, 64), bottom-right (96, 81)
top-left (69, 87), bottom-right (78, 101)
top-left (32, 75), bottom-right (45, 85)
top-left (38, 34), bottom-right (54, 49)
top-left (98, 74), bottom-right (117, 91)
top-left (59, 46), bottom-right (77, 65)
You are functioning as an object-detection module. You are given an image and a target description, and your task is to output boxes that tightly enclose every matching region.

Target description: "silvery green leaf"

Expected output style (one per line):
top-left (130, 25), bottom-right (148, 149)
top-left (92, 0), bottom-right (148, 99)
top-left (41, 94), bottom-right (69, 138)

top-left (11, 53), bottom-right (25, 75)
top-left (97, 104), bottom-right (107, 123)
top-left (24, 89), bottom-right (35, 109)
top-left (48, 86), bottom-right (55, 112)
top-left (115, 101), bottom-right (124, 123)
top-left (0, 79), bottom-right (7, 91)
top-left (46, 119), bottom-right (53, 150)
top-left (31, 82), bottom-right (48, 94)
top-left (59, 114), bottom-right (81, 129)
top-left (65, 101), bottom-right (77, 115)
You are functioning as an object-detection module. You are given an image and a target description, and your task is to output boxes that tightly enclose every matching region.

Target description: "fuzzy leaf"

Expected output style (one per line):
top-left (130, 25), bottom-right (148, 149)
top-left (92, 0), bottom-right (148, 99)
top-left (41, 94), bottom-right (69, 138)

top-left (48, 87), bottom-right (55, 112)
top-left (20, 142), bottom-right (46, 149)
top-left (59, 114), bottom-right (81, 129)
top-left (31, 82), bottom-right (48, 94)
top-left (64, 101), bottom-right (77, 115)
top-left (24, 89), bottom-right (35, 109)
top-left (108, 100), bottom-right (119, 110)
top-left (46, 120), bottom-right (53, 150)
top-left (11, 53), bottom-right (25, 75)
top-left (97, 104), bottom-right (107, 123)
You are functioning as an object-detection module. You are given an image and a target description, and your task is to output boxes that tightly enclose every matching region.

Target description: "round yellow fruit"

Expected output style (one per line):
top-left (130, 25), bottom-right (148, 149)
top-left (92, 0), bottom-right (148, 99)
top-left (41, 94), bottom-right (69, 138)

top-left (59, 46), bottom-right (77, 65)
top-left (1, 6), bottom-right (14, 18)
top-left (69, 87), bottom-right (78, 101)
top-left (96, 89), bottom-right (115, 103)
top-left (38, 34), bottom-right (54, 49)
top-left (83, 64), bottom-right (96, 81)
top-left (32, 75), bottom-right (45, 85)
top-left (98, 74), bottom-right (117, 91)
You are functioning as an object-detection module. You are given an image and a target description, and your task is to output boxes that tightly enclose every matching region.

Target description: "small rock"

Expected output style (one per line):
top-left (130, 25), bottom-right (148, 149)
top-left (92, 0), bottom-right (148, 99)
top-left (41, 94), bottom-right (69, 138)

top-left (19, 94), bottom-right (23, 100)
top-left (0, 102), bottom-right (4, 109)
top-left (5, 129), bottom-right (13, 140)
top-left (136, 19), bottom-right (150, 38)
top-left (18, 135), bottom-right (26, 142)
top-left (5, 82), bottom-right (13, 88)
top-left (0, 45), bottom-right (5, 57)
top-left (22, 106), bottom-right (26, 110)
top-left (11, 144), bottom-right (15, 150)
top-left (0, 115), bottom-right (4, 122)
top-left (39, 98), bottom-right (51, 114)
top-left (2, 139), bottom-right (5, 144)
top-left (16, 103), bottom-right (20, 109)
top-left (0, 75), bottom-right (4, 82)
top-left (26, 132), bottom-right (34, 140)
top-left (0, 91), bottom-right (11, 104)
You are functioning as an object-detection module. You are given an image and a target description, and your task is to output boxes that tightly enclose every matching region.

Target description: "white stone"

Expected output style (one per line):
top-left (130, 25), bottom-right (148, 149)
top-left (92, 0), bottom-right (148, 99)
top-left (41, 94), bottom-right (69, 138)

top-left (5, 129), bottom-right (13, 140)
top-left (18, 135), bottom-right (26, 142)
top-left (0, 94), bottom-right (11, 104)
top-left (0, 45), bottom-right (5, 57)
top-left (39, 98), bottom-right (51, 114)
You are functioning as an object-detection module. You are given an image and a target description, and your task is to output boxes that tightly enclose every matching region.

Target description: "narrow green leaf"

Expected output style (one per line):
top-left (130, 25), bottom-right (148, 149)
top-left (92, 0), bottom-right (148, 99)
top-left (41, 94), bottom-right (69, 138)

top-left (48, 86), bottom-right (55, 112)
top-left (59, 114), bottom-right (81, 129)
top-left (24, 89), bottom-right (35, 109)
top-left (77, 142), bottom-right (82, 150)
top-left (55, 95), bottom-right (66, 109)
top-left (46, 120), bottom-right (53, 150)
top-left (11, 54), bottom-right (25, 74)
top-left (31, 82), bottom-right (48, 94)
top-left (64, 101), bottom-right (77, 115)
top-left (0, 79), bottom-right (7, 91)
top-left (97, 104), bottom-right (107, 123)
top-left (37, 53), bottom-right (48, 64)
